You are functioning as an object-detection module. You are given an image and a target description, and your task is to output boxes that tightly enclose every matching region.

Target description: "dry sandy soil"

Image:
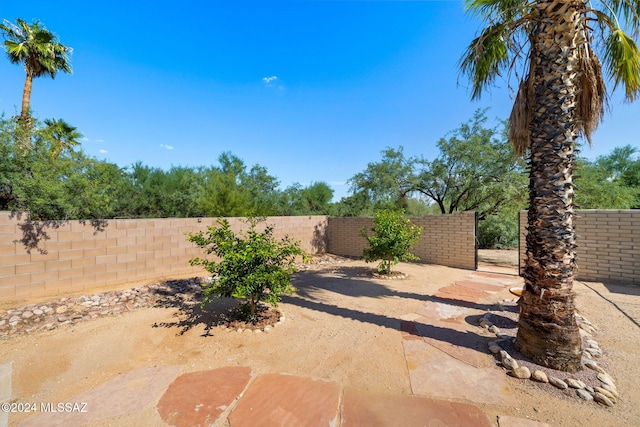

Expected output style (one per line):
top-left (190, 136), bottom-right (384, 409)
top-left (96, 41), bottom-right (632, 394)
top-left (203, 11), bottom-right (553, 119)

top-left (1, 250), bottom-right (639, 426)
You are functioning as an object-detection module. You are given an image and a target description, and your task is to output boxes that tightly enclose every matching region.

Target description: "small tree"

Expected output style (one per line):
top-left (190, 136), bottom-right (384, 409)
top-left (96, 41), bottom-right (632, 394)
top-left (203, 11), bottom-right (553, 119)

top-left (360, 209), bottom-right (422, 275)
top-left (187, 217), bottom-right (306, 320)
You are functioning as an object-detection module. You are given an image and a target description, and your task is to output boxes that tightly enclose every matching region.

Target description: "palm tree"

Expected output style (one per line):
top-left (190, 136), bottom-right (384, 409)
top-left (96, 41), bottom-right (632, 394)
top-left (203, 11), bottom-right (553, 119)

top-left (0, 19), bottom-right (72, 120)
top-left (42, 118), bottom-right (82, 158)
top-left (460, 0), bottom-right (640, 372)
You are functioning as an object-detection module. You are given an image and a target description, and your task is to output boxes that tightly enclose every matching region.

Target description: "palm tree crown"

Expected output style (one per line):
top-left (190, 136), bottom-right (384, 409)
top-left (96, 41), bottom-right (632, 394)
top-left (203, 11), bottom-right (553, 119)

top-left (460, 0), bottom-right (640, 154)
top-left (42, 118), bottom-right (82, 158)
top-left (0, 18), bottom-right (72, 119)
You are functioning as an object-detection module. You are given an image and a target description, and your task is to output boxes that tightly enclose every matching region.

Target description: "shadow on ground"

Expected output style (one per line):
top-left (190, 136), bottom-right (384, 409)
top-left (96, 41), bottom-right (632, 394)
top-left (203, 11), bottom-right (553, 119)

top-left (149, 265), bottom-right (499, 358)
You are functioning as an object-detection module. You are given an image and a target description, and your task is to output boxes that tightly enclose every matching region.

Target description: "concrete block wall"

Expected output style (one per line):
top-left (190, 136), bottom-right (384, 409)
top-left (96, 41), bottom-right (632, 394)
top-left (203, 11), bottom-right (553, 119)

top-left (0, 212), bottom-right (328, 301)
top-left (519, 210), bottom-right (640, 284)
top-left (328, 212), bottom-right (477, 270)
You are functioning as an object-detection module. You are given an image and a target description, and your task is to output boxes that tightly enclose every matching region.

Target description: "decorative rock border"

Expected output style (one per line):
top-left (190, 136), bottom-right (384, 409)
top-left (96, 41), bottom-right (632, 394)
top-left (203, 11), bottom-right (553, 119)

top-left (0, 279), bottom-right (205, 338)
top-left (0, 255), bottom-right (350, 339)
top-left (480, 309), bottom-right (619, 407)
top-left (371, 271), bottom-right (409, 280)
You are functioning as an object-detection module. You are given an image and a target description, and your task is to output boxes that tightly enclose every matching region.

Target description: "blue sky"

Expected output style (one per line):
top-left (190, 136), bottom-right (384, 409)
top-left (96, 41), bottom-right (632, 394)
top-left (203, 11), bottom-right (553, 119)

top-left (1, 0), bottom-right (639, 201)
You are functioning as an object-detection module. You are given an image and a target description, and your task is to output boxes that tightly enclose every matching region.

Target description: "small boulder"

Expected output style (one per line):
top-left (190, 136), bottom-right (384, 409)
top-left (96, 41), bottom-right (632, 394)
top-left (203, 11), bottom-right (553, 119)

top-left (576, 389), bottom-right (594, 401)
top-left (510, 366), bottom-right (531, 379)
top-left (565, 378), bottom-right (585, 389)
top-left (593, 392), bottom-right (614, 407)
top-left (531, 370), bottom-right (549, 383)
top-left (548, 376), bottom-right (568, 390)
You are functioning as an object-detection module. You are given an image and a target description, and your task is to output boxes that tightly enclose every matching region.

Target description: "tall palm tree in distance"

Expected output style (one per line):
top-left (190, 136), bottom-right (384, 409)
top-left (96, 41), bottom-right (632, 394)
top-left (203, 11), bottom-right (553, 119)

top-left (460, 0), bottom-right (640, 372)
top-left (0, 18), bottom-right (72, 121)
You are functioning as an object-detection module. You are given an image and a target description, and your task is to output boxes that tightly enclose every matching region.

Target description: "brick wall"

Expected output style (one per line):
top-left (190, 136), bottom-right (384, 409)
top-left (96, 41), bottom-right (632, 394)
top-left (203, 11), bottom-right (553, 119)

top-left (519, 210), bottom-right (640, 284)
top-left (0, 212), bottom-right (328, 301)
top-left (328, 212), bottom-right (477, 270)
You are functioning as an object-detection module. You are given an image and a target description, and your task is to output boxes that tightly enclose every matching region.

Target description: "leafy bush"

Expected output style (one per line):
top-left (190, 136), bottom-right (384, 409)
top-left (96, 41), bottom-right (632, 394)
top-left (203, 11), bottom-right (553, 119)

top-left (360, 209), bottom-right (422, 274)
top-left (477, 213), bottom-right (519, 249)
top-left (187, 217), bottom-right (307, 320)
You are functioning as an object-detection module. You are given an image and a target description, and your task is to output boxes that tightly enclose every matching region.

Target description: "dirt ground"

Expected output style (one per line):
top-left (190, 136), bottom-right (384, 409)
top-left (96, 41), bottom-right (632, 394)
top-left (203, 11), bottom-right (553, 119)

top-left (2, 251), bottom-right (640, 426)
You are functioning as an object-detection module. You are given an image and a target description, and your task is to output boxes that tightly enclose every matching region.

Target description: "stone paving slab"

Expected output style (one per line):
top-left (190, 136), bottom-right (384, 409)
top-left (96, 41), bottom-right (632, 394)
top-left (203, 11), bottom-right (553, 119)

top-left (455, 279), bottom-right (507, 293)
top-left (341, 388), bottom-right (491, 427)
top-left (436, 284), bottom-right (492, 302)
top-left (0, 363), bottom-right (10, 427)
top-left (227, 373), bottom-right (341, 427)
top-left (157, 366), bottom-right (252, 427)
top-left (402, 270), bottom-right (518, 406)
top-left (415, 300), bottom-right (469, 322)
top-left (19, 365), bottom-right (183, 427)
top-left (412, 317), bottom-right (487, 368)
top-left (403, 339), bottom-right (514, 406)
top-left (471, 271), bottom-right (522, 285)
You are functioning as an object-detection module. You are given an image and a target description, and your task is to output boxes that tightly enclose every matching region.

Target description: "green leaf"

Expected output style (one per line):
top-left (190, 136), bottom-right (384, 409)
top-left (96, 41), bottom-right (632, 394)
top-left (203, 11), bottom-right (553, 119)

top-left (604, 28), bottom-right (640, 102)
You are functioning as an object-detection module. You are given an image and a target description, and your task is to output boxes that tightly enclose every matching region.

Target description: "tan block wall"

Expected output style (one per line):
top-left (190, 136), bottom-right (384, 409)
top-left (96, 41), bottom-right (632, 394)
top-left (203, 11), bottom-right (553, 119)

top-left (328, 212), bottom-right (477, 270)
top-left (519, 210), bottom-right (640, 284)
top-left (0, 212), bottom-right (328, 301)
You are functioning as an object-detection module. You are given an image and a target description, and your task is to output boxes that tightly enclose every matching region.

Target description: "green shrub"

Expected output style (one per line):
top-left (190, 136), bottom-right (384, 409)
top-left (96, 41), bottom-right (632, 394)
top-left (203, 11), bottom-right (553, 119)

top-left (360, 209), bottom-right (422, 274)
top-left (477, 213), bottom-right (519, 249)
top-left (187, 217), bottom-right (307, 320)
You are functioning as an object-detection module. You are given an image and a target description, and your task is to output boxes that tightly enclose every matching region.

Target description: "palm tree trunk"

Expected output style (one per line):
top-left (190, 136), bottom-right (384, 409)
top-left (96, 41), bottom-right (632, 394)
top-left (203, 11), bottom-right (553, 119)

top-left (515, 0), bottom-right (583, 373)
top-left (21, 71), bottom-right (34, 119)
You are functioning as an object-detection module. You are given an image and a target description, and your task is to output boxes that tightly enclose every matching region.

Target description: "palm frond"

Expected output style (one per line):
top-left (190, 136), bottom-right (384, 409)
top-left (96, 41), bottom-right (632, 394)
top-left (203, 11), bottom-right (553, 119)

top-left (466, 0), bottom-right (531, 20)
top-left (607, 0), bottom-right (640, 35)
top-left (576, 44), bottom-right (606, 144)
top-left (460, 24), bottom-right (510, 99)
top-left (603, 28), bottom-right (640, 101)
top-left (509, 59), bottom-right (533, 156)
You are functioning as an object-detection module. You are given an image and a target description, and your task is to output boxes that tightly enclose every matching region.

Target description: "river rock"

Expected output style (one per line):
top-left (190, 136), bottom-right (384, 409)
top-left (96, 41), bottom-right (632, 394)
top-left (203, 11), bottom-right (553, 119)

top-left (488, 344), bottom-right (502, 355)
top-left (594, 392), bottom-right (614, 407)
top-left (583, 359), bottom-right (605, 373)
top-left (565, 378), bottom-right (585, 389)
top-left (597, 373), bottom-right (616, 389)
top-left (586, 339), bottom-right (599, 348)
top-left (601, 384), bottom-right (619, 398)
top-left (531, 370), bottom-right (549, 383)
top-left (55, 306), bottom-right (68, 314)
top-left (32, 309), bottom-right (43, 315)
top-left (548, 376), bottom-right (568, 390)
top-left (479, 318), bottom-right (491, 328)
top-left (510, 366), bottom-right (531, 379)
top-left (594, 387), bottom-right (617, 402)
top-left (502, 356), bottom-right (518, 370)
top-left (585, 347), bottom-right (602, 358)
top-left (576, 389), bottom-right (594, 401)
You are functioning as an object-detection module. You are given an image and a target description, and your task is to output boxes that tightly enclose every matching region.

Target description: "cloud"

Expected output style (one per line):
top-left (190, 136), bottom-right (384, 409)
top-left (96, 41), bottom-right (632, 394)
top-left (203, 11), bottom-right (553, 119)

top-left (82, 137), bottom-right (106, 143)
top-left (262, 76), bottom-right (278, 86)
top-left (99, 149), bottom-right (108, 154)
top-left (263, 76), bottom-right (284, 90)
top-left (160, 144), bottom-right (174, 150)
